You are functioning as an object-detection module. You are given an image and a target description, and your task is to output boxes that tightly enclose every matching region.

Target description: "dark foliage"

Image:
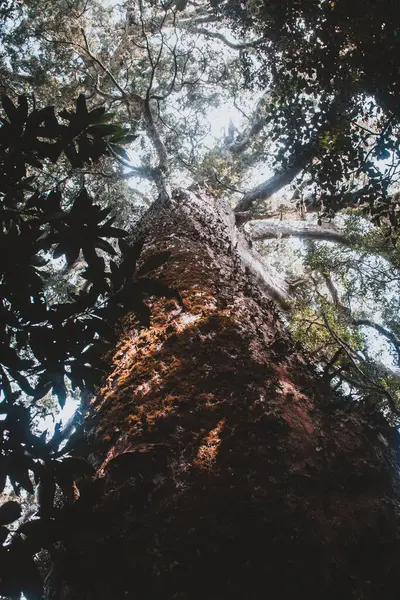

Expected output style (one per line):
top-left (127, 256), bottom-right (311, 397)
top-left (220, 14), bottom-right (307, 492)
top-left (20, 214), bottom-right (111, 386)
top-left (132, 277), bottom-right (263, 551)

top-left (0, 94), bottom-right (172, 599)
top-left (216, 0), bottom-right (400, 226)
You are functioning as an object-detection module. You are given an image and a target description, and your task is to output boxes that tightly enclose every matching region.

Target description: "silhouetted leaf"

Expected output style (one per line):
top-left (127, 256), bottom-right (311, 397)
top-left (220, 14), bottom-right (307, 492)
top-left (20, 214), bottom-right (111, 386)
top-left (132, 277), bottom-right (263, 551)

top-left (0, 501), bottom-right (21, 525)
top-left (37, 470), bottom-right (56, 518)
top-left (8, 371), bottom-right (36, 397)
top-left (15, 545), bottom-right (44, 600)
top-left (1, 95), bottom-right (17, 122)
top-left (64, 143), bottom-right (83, 168)
top-left (60, 456), bottom-right (95, 479)
top-left (17, 95), bottom-right (28, 123)
top-left (88, 106), bottom-right (106, 123)
top-left (53, 461), bottom-right (77, 503)
top-left (76, 93), bottom-right (88, 119)
top-left (95, 238), bottom-right (116, 255)
top-left (90, 317), bottom-right (115, 342)
top-left (52, 375), bottom-right (67, 408)
top-left (132, 300), bottom-right (151, 327)
top-left (8, 455), bottom-right (34, 495)
top-left (99, 225), bottom-right (127, 238)
top-left (0, 526), bottom-right (9, 546)
top-left (0, 463), bottom-right (7, 494)
top-left (119, 238), bottom-right (144, 273)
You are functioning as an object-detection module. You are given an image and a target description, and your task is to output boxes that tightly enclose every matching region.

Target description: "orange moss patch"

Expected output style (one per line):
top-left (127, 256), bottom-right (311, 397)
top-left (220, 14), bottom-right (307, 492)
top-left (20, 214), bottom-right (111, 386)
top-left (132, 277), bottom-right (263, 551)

top-left (194, 418), bottom-right (226, 470)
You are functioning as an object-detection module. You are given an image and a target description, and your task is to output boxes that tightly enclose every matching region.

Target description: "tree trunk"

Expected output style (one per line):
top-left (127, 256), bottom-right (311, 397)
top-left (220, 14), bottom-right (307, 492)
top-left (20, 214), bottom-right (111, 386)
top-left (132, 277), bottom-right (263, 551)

top-left (46, 190), bottom-right (400, 600)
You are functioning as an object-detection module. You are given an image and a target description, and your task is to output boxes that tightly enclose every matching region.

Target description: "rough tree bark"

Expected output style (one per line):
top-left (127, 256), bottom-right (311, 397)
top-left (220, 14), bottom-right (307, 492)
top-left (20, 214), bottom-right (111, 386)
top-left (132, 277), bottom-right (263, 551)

top-left (46, 190), bottom-right (400, 600)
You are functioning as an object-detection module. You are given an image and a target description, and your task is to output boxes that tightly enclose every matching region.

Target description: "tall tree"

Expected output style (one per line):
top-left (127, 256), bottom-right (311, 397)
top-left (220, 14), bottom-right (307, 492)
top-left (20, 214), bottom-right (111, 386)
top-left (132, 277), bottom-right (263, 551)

top-left (1, 1), bottom-right (400, 598)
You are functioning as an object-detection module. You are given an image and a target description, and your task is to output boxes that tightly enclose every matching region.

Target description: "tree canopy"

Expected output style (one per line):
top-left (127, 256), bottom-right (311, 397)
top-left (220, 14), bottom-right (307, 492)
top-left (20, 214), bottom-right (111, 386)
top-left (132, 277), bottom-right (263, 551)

top-left (1, 1), bottom-right (400, 597)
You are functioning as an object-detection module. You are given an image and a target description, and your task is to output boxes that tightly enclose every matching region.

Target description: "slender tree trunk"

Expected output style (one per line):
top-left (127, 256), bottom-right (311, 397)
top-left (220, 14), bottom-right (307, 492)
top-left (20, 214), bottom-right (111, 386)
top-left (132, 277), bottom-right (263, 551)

top-left (46, 190), bottom-right (400, 600)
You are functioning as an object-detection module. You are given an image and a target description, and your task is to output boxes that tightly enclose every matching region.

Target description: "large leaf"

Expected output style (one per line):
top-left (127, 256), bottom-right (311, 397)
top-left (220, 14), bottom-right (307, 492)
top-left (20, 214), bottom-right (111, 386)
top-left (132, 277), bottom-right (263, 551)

top-left (1, 95), bottom-right (17, 122)
top-left (0, 501), bottom-right (21, 525)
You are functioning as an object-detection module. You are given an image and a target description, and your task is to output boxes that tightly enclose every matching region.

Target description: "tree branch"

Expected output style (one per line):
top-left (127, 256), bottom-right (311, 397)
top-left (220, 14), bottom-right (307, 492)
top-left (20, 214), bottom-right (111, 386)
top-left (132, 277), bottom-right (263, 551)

top-left (225, 92), bottom-right (271, 156)
top-left (321, 314), bottom-right (400, 414)
top-left (192, 27), bottom-right (266, 50)
top-left (321, 273), bottom-right (352, 317)
top-left (321, 273), bottom-right (400, 367)
top-left (354, 319), bottom-right (400, 364)
top-left (245, 219), bottom-right (349, 245)
top-left (142, 100), bottom-right (170, 198)
top-left (80, 28), bottom-right (127, 100)
top-left (235, 158), bottom-right (309, 213)
top-left (235, 89), bottom-right (357, 213)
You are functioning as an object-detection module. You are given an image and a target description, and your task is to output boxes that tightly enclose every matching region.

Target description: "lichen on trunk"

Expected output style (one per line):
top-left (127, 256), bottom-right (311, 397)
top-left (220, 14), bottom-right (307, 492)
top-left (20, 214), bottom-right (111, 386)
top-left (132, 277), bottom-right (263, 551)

top-left (48, 189), bottom-right (400, 600)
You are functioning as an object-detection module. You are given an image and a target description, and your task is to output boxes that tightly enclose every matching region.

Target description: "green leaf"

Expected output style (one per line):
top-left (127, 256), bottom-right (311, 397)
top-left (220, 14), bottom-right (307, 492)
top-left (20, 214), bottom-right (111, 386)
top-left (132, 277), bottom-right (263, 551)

top-left (99, 112), bottom-right (117, 123)
top-left (118, 133), bottom-right (139, 144)
top-left (87, 124), bottom-right (123, 138)
top-left (109, 143), bottom-right (130, 160)
top-left (108, 128), bottom-right (132, 142)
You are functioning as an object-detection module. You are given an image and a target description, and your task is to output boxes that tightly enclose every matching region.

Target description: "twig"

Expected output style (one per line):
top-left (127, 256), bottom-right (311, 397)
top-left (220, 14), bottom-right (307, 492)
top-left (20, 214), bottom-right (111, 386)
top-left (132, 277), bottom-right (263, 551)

top-left (321, 313), bottom-right (400, 415)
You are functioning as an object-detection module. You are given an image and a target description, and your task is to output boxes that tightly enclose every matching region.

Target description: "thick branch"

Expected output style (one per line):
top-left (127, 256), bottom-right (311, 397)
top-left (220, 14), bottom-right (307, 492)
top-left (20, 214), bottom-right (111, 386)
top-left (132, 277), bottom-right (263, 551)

top-left (322, 274), bottom-right (400, 368)
top-left (226, 92), bottom-right (271, 155)
top-left (142, 100), bottom-right (170, 198)
top-left (192, 27), bottom-right (265, 50)
top-left (355, 319), bottom-right (400, 364)
top-left (321, 273), bottom-right (351, 316)
top-left (235, 159), bottom-right (308, 213)
top-left (235, 89), bottom-right (358, 213)
top-left (237, 232), bottom-right (291, 309)
top-left (142, 101), bottom-right (168, 171)
top-left (246, 219), bottom-right (349, 245)
top-left (321, 314), bottom-right (400, 413)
